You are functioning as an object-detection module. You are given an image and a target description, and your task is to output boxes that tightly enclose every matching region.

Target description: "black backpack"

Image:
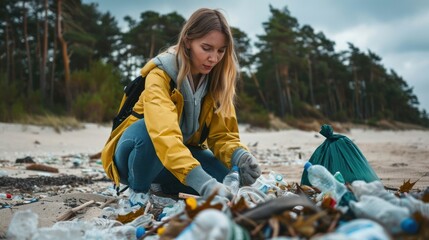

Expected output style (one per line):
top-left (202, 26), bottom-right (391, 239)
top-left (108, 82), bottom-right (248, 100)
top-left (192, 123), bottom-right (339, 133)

top-left (111, 75), bottom-right (176, 131)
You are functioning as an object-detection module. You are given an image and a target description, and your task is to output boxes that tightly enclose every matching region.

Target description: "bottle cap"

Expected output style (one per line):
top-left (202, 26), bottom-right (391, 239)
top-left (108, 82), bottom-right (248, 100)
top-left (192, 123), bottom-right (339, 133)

top-left (275, 174), bottom-right (283, 181)
top-left (334, 171), bottom-right (345, 184)
top-left (401, 217), bottom-right (419, 234)
top-left (136, 226), bottom-right (145, 238)
top-left (232, 166), bottom-right (239, 172)
top-left (304, 162), bottom-right (312, 171)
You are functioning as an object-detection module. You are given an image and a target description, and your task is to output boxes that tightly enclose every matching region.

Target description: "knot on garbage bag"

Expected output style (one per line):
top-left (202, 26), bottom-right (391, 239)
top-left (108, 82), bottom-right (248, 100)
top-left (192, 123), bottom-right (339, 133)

top-left (319, 124), bottom-right (333, 139)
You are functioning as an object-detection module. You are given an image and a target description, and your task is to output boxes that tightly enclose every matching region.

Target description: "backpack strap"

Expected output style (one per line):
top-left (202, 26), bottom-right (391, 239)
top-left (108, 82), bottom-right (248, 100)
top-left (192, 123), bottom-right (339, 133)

top-left (130, 78), bottom-right (177, 120)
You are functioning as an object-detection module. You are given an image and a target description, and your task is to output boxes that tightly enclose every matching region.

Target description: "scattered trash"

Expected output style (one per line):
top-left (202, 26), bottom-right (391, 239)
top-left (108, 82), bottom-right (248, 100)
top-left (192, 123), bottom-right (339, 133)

top-left (15, 156), bottom-right (35, 164)
top-left (350, 195), bottom-right (419, 234)
top-left (1, 127), bottom-right (428, 239)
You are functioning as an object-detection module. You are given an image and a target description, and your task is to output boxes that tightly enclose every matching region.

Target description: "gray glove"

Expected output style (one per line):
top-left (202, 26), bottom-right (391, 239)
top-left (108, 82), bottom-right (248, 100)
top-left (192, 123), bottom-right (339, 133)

top-left (186, 166), bottom-right (233, 200)
top-left (234, 151), bottom-right (261, 186)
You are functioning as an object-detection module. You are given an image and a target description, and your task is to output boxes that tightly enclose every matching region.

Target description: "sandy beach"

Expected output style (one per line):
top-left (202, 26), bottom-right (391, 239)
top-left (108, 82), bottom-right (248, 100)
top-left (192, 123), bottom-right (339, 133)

top-left (1, 122), bottom-right (429, 238)
top-left (1, 122), bottom-right (428, 189)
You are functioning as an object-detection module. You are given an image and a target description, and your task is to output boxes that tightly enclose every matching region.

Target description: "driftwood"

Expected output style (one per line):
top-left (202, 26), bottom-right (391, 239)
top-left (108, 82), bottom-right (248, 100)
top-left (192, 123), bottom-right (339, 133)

top-left (26, 163), bottom-right (59, 173)
top-left (56, 200), bottom-right (95, 221)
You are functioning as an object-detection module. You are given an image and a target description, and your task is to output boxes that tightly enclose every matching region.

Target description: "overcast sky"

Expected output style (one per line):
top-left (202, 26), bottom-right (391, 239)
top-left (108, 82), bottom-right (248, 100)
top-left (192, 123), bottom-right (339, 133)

top-left (82, 0), bottom-right (429, 113)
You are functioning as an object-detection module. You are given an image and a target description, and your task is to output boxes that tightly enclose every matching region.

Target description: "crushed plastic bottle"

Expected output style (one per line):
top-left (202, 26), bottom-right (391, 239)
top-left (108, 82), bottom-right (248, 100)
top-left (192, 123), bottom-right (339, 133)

top-left (100, 206), bottom-right (118, 220)
top-left (176, 209), bottom-right (250, 240)
top-left (126, 213), bottom-right (154, 229)
top-left (313, 219), bottom-right (389, 240)
top-left (158, 200), bottom-right (186, 221)
top-left (351, 180), bottom-right (429, 218)
top-left (33, 220), bottom-right (94, 240)
top-left (304, 162), bottom-right (355, 206)
top-left (251, 175), bottom-right (271, 193)
top-left (349, 195), bottom-right (419, 234)
top-left (151, 194), bottom-right (177, 207)
top-left (236, 186), bottom-right (268, 208)
top-left (109, 225), bottom-right (145, 240)
top-left (336, 219), bottom-right (390, 240)
top-left (223, 166), bottom-right (240, 195)
top-left (7, 209), bottom-right (39, 240)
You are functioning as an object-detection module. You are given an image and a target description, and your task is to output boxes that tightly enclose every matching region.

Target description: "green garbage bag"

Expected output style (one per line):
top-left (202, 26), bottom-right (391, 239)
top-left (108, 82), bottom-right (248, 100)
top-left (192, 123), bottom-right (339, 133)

top-left (301, 124), bottom-right (379, 186)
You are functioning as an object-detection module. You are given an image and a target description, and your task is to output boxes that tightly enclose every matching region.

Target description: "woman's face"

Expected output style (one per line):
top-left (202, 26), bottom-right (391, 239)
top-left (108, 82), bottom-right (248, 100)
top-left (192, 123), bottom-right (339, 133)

top-left (187, 30), bottom-right (227, 75)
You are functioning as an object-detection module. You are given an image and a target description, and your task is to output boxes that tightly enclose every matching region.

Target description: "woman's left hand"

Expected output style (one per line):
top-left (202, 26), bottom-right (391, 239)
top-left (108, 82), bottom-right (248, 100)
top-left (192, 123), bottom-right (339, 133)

top-left (237, 152), bottom-right (261, 186)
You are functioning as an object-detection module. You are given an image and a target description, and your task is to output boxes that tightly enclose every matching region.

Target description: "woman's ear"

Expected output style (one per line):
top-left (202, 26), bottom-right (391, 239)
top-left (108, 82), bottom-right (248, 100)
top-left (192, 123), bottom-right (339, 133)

top-left (185, 39), bottom-right (191, 49)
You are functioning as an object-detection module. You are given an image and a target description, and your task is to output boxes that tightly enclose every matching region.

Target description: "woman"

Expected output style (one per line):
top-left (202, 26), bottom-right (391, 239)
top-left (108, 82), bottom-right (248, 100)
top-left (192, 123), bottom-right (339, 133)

top-left (101, 8), bottom-right (261, 206)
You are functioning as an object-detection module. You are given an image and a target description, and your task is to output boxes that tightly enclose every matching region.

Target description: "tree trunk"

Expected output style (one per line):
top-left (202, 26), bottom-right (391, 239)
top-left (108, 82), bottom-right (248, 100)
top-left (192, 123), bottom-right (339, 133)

top-left (249, 70), bottom-right (268, 109)
top-left (149, 32), bottom-right (155, 59)
top-left (56, 0), bottom-right (72, 111)
top-left (11, 23), bottom-right (16, 83)
top-left (307, 56), bottom-right (315, 106)
top-left (369, 68), bottom-right (375, 118)
top-left (353, 66), bottom-right (361, 119)
top-left (280, 64), bottom-right (293, 115)
top-left (23, 2), bottom-right (33, 95)
top-left (50, 26), bottom-right (57, 106)
top-left (274, 64), bottom-right (285, 117)
top-left (40, 0), bottom-right (49, 99)
top-left (5, 22), bottom-right (11, 84)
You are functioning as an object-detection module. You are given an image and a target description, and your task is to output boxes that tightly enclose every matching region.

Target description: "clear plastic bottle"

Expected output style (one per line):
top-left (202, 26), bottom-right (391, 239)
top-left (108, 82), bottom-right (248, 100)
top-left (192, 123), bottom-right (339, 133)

top-left (335, 219), bottom-right (390, 240)
top-left (304, 162), bottom-right (349, 204)
top-left (349, 195), bottom-right (419, 234)
top-left (316, 219), bottom-right (390, 240)
top-left (236, 186), bottom-right (268, 207)
top-left (176, 209), bottom-right (250, 240)
top-left (108, 225), bottom-right (145, 240)
top-left (352, 180), bottom-right (429, 218)
top-left (223, 166), bottom-right (240, 195)
top-left (7, 209), bottom-right (39, 239)
top-left (251, 176), bottom-right (271, 193)
top-left (269, 171), bottom-right (288, 187)
top-left (333, 171), bottom-right (345, 184)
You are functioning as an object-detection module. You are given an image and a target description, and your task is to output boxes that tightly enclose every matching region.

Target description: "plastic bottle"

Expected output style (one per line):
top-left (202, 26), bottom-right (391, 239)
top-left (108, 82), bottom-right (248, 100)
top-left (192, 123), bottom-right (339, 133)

top-left (223, 166), bottom-right (240, 195)
top-left (236, 186), bottom-right (268, 207)
top-left (349, 195), bottom-right (419, 234)
top-left (158, 200), bottom-right (186, 221)
top-left (108, 225), bottom-right (145, 240)
top-left (269, 171), bottom-right (288, 187)
top-left (251, 176), bottom-right (271, 193)
top-left (333, 171), bottom-right (345, 184)
top-left (304, 162), bottom-right (351, 205)
top-left (0, 193), bottom-right (12, 199)
top-left (176, 209), bottom-right (250, 240)
top-left (126, 213), bottom-right (154, 229)
top-left (352, 180), bottom-right (429, 218)
top-left (7, 209), bottom-right (39, 240)
top-left (335, 219), bottom-right (390, 240)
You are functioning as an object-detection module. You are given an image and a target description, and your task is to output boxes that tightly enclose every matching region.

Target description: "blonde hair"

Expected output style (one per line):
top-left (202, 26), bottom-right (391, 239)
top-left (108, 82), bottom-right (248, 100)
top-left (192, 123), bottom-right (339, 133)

top-left (175, 8), bottom-right (239, 116)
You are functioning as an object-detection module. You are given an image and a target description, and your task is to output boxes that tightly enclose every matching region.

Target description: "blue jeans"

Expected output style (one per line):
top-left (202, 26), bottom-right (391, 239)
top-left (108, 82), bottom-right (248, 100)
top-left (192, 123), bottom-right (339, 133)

top-left (114, 118), bottom-right (229, 195)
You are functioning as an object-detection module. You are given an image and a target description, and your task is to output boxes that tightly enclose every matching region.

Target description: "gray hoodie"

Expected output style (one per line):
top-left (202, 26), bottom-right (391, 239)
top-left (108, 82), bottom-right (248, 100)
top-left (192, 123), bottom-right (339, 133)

top-left (152, 48), bottom-right (209, 143)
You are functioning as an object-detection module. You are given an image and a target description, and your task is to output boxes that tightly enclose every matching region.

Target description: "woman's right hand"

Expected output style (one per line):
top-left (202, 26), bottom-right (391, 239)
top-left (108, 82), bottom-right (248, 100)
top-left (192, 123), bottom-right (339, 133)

top-left (186, 166), bottom-right (233, 200)
top-left (199, 178), bottom-right (233, 200)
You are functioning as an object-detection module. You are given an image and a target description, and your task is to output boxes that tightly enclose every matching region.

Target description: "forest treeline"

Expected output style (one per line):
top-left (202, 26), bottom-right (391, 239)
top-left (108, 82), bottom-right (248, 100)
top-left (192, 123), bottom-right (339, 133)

top-left (1, 0), bottom-right (428, 128)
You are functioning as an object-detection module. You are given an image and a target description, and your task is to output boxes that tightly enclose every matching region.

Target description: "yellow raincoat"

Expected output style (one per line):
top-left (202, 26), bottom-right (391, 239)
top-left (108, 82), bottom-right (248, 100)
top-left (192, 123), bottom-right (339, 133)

top-left (101, 60), bottom-right (248, 186)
